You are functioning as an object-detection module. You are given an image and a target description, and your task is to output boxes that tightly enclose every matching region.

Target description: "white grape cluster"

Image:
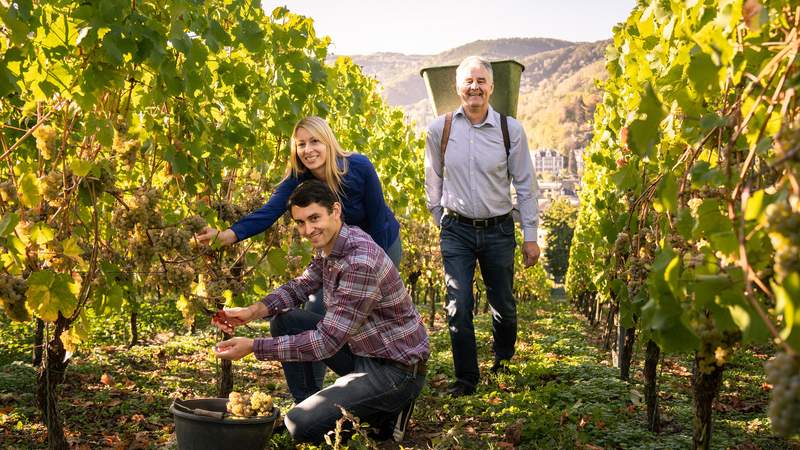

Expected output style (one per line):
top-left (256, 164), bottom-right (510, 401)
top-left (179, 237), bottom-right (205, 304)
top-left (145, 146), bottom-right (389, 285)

top-left (155, 227), bottom-right (191, 254)
top-left (613, 232), bottom-right (630, 259)
top-left (226, 391), bottom-right (273, 418)
top-left (211, 200), bottom-right (246, 224)
top-left (205, 271), bottom-right (246, 300)
top-left (39, 170), bottom-right (65, 204)
top-left (0, 181), bottom-right (18, 203)
top-left (692, 315), bottom-right (739, 375)
top-left (159, 265), bottom-right (195, 293)
top-left (0, 273), bottom-right (29, 322)
top-left (112, 131), bottom-right (141, 168)
top-left (765, 198), bottom-right (800, 282)
top-left (239, 184), bottom-right (266, 213)
top-left (111, 188), bottom-right (163, 232)
top-left (184, 215), bottom-right (207, 234)
top-left (765, 352), bottom-right (800, 437)
top-left (33, 125), bottom-right (57, 160)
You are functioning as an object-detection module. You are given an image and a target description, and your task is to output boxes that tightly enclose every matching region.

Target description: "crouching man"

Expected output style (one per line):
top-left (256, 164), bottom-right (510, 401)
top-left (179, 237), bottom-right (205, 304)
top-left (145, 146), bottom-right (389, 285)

top-left (212, 179), bottom-right (429, 443)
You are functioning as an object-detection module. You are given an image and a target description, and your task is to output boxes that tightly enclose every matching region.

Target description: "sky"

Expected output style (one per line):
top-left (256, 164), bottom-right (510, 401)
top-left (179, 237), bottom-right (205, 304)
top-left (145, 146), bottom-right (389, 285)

top-left (261, 1), bottom-right (636, 55)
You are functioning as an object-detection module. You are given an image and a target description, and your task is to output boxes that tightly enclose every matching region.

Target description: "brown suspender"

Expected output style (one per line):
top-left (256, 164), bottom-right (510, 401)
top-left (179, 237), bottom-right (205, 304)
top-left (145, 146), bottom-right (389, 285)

top-left (440, 112), bottom-right (453, 168)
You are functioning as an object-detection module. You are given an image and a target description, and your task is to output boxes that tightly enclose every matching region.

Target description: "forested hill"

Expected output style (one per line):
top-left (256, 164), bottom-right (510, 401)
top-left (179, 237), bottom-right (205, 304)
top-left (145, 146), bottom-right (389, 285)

top-left (336, 37), bottom-right (610, 154)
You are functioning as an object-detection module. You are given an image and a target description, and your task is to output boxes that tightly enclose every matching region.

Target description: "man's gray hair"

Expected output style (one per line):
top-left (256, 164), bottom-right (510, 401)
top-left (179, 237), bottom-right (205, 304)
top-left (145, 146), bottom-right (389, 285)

top-left (456, 56), bottom-right (493, 84)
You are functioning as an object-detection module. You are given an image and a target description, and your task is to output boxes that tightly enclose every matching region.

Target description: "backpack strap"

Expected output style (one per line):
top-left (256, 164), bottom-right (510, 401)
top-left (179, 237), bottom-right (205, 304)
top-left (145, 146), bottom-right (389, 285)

top-left (500, 113), bottom-right (512, 180)
top-left (500, 113), bottom-right (510, 156)
top-left (440, 112), bottom-right (453, 173)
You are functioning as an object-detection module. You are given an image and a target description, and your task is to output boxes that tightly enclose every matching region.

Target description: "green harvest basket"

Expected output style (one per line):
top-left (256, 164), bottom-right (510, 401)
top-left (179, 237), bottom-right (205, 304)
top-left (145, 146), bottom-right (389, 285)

top-left (419, 59), bottom-right (525, 117)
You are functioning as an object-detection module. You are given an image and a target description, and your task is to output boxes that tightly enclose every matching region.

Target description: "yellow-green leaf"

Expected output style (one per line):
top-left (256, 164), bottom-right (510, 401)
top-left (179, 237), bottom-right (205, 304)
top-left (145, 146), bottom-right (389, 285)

top-left (69, 159), bottom-right (94, 177)
top-left (62, 237), bottom-right (83, 258)
top-left (26, 270), bottom-right (78, 322)
top-left (30, 222), bottom-right (55, 245)
top-left (18, 173), bottom-right (41, 208)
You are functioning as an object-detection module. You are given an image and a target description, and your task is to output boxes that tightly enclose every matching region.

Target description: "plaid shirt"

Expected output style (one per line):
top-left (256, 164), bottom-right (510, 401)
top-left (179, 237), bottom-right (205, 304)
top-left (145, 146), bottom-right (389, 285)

top-left (253, 225), bottom-right (429, 365)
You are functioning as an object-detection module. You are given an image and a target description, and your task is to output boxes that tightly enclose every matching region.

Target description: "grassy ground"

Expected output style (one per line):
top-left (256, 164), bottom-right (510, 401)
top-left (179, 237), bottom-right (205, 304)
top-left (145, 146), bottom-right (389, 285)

top-left (0, 290), bottom-right (796, 449)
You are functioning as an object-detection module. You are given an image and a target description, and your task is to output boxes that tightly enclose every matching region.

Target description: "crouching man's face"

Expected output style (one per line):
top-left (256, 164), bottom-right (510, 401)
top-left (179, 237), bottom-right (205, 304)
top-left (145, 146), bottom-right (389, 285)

top-left (291, 201), bottom-right (343, 256)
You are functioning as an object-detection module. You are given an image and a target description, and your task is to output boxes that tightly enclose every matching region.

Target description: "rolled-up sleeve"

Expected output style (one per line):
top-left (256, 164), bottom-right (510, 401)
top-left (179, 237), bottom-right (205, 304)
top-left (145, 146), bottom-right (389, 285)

top-left (508, 120), bottom-right (539, 241)
top-left (253, 262), bottom-right (379, 362)
top-left (424, 118), bottom-right (445, 225)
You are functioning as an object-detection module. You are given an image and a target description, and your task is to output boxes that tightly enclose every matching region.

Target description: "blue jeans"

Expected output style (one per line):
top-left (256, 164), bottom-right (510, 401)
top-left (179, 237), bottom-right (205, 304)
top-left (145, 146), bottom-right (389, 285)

top-left (274, 311), bottom-right (425, 444)
top-left (276, 236), bottom-right (403, 403)
top-left (440, 214), bottom-right (516, 388)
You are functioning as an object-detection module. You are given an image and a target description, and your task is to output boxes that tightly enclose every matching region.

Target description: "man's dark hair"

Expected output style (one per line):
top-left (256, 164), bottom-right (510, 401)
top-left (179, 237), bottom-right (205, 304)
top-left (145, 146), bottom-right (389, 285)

top-left (287, 179), bottom-right (339, 212)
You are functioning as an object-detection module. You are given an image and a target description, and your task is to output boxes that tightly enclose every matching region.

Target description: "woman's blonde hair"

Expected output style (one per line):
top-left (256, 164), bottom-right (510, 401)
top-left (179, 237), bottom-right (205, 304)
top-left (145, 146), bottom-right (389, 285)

top-left (286, 116), bottom-right (351, 196)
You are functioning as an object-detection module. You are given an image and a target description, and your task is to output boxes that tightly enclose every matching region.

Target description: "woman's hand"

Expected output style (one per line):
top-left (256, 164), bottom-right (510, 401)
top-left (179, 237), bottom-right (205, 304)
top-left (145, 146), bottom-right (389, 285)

top-left (195, 227), bottom-right (237, 246)
top-left (214, 337), bottom-right (254, 360)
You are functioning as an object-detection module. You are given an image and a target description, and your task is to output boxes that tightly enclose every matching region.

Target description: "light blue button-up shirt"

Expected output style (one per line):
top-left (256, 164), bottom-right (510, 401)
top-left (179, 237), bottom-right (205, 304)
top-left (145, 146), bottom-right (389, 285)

top-left (424, 105), bottom-right (539, 241)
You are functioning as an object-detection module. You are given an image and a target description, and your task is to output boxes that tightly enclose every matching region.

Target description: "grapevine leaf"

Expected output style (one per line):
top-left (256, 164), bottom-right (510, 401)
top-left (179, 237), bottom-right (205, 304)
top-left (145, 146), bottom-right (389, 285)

top-left (773, 274), bottom-right (800, 349)
top-left (611, 164), bottom-right (639, 191)
top-left (18, 173), bottom-right (41, 208)
top-left (30, 223), bottom-right (55, 245)
top-left (674, 208), bottom-right (694, 239)
top-left (709, 231), bottom-right (738, 257)
top-left (693, 199), bottom-right (731, 237)
top-left (267, 247), bottom-right (288, 275)
top-left (61, 310), bottom-right (91, 353)
top-left (744, 189), bottom-right (768, 221)
top-left (686, 49), bottom-right (717, 95)
top-left (234, 20), bottom-right (265, 53)
top-left (654, 173), bottom-right (678, 213)
top-left (26, 270), bottom-right (78, 322)
top-left (62, 237), bottom-right (83, 259)
top-left (728, 303), bottom-right (770, 344)
top-left (0, 213), bottom-right (20, 237)
top-left (96, 120), bottom-right (114, 147)
top-left (69, 159), bottom-right (95, 177)
top-left (655, 321), bottom-right (699, 353)
top-left (628, 83), bottom-right (664, 157)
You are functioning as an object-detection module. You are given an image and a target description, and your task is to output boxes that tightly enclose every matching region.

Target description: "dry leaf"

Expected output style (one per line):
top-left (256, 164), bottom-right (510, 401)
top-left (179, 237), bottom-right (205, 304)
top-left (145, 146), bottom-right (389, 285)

top-left (100, 373), bottom-right (113, 385)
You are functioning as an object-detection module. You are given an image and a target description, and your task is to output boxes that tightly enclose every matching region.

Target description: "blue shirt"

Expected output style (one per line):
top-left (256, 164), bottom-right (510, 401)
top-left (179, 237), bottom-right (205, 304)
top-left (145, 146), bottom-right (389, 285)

top-left (230, 153), bottom-right (400, 252)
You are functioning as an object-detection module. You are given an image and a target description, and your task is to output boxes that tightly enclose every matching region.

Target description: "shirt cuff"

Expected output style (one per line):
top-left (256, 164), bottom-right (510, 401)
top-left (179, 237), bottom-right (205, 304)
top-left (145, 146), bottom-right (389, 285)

top-left (523, 227), bottom-right (538, 242)
top-left (229, 224), bottom-right (244, 242)
top-left (252, 337), bottom-right (275, 360)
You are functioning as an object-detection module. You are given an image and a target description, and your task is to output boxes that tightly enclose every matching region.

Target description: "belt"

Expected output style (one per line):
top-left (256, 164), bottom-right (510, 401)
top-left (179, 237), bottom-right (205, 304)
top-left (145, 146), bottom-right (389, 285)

top-left (383, 358), bottom-right (427, 377)
top-left (445, 210), bottom-right (511, 228)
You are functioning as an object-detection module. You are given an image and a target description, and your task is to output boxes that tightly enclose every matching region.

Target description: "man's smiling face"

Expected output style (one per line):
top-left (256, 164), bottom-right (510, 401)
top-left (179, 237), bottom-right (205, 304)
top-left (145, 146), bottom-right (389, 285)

top-left (456, 63), bottom-right (494, 112)
top-left (291, 201), bottom-right (342, 255)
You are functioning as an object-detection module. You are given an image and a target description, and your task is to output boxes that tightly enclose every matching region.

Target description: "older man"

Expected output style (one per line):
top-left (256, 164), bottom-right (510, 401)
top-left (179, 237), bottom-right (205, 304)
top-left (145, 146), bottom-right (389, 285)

top-left (424, 55), bottom-right (540, 396)
top-left (213, 179), bottom-right (428, 442)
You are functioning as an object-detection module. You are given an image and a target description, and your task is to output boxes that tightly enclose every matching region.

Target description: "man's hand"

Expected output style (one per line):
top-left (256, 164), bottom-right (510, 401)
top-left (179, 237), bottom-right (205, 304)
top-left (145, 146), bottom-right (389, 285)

top-left (195, 227), bottom-right (237, 247)
top-left (214, 337), bottom-right (254, 360)
top-left (522, 241), bottom-right (540, 268)
top-left (211, 304), bottom-right (265, 334)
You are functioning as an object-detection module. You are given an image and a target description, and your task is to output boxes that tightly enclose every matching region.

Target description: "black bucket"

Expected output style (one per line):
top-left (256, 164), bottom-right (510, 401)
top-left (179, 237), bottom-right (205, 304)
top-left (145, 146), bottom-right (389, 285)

top-left (170, 398), bottom-right (280, 450)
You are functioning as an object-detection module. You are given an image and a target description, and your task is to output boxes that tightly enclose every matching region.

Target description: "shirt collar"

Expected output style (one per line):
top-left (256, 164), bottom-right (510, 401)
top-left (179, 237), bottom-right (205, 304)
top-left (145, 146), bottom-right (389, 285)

top-left (454, 105), bottom-right (499, 128)
top-left (327, 223), bottom-right (350, 259)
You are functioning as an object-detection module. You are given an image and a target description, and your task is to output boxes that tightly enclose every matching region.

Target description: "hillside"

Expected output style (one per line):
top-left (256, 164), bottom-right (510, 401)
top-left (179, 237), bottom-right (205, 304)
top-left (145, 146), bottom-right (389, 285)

top-left (339, 37), bottom-right (610, 153)
top-left (338, 38), bottom-right (575, 107)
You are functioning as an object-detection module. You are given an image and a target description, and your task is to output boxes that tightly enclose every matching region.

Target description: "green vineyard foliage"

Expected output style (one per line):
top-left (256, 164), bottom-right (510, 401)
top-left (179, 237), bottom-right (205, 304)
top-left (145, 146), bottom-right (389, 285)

top-left (566, 0), bottom-right (799, 439)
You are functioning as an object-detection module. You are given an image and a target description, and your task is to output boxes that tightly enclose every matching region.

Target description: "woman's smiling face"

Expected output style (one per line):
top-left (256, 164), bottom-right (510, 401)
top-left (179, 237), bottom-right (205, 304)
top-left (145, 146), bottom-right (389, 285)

top-left (294, 126), bottom-right (328, 175)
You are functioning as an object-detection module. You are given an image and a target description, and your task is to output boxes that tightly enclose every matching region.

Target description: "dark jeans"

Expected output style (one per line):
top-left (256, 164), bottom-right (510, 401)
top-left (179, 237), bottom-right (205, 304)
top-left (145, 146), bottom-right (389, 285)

top-left (276, 236), bottom-right (403, 403)
top-left (440, 214), bottom-right (516, 388)
top-left (273, 310), bottom-right (425, 444)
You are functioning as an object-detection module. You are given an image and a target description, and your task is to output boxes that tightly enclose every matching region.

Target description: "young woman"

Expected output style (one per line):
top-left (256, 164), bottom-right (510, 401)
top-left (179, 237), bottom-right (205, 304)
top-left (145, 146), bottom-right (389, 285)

top-left (196, 116), bottom-right (402, 403)
top-left (196, 115), bottom-right (401, 266)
